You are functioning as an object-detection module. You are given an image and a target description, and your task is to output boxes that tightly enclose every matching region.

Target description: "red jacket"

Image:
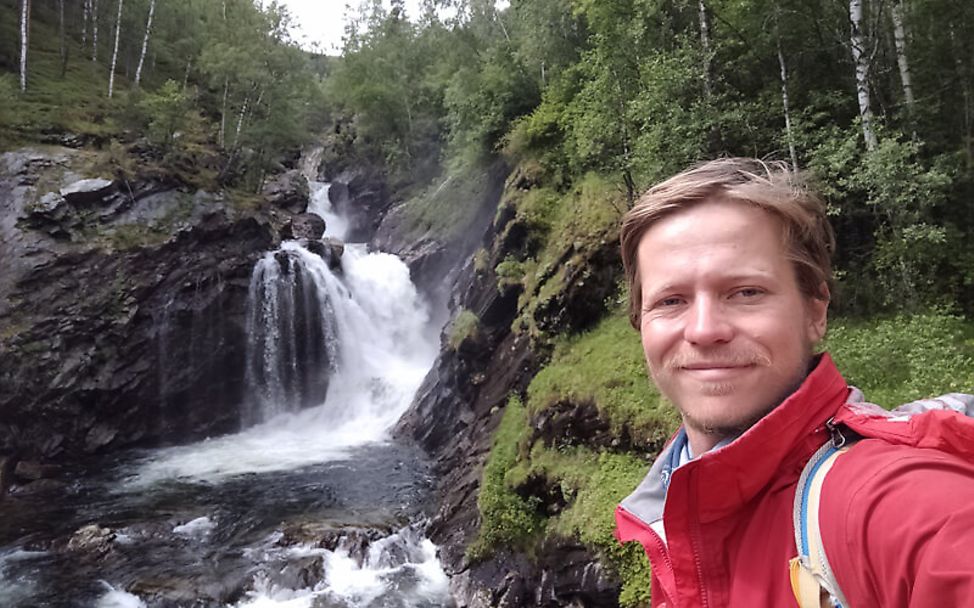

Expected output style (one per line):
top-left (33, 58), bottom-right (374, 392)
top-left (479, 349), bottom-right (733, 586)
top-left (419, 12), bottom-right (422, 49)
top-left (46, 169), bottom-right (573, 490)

top-left (614, 354), bottom-right (974, 607)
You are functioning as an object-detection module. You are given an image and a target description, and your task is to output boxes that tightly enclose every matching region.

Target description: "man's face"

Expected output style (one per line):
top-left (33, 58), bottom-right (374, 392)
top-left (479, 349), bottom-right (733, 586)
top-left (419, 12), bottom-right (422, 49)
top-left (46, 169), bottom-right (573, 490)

top-left (636, 199), bottom-right (828, 443)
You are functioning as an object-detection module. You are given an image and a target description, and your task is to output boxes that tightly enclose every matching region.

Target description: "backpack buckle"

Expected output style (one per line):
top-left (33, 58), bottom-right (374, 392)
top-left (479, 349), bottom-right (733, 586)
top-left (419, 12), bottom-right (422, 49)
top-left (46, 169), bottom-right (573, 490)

top-left (825, 417), bottom-right (847, 449)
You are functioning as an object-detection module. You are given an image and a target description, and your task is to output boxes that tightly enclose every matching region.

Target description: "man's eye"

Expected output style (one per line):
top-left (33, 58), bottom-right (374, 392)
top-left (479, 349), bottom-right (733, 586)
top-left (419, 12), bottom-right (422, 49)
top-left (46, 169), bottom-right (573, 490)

top-left (658, 296), bottom-right (684, 307)
top-left (733, 288), bottom-right (763, 298)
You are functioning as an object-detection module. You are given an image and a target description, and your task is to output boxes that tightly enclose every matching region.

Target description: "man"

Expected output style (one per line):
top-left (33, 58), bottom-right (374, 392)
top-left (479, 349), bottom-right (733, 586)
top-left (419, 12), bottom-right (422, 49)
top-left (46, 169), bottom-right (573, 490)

top-left (614, 157), bottom-right (974, 607)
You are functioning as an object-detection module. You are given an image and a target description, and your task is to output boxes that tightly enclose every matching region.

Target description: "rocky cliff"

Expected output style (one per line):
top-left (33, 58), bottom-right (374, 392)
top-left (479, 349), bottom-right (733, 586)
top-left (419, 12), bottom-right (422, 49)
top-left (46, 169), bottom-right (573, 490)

top-left (396, 166), bottom-right (629, 607)
top-left (0, 147), bottom-right (284, 461)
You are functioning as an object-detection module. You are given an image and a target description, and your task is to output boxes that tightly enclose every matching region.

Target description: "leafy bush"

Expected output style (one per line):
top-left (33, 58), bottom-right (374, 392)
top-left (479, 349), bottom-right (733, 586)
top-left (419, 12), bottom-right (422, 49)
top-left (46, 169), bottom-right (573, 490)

top-left (825, 311), bottom-right (974, 407)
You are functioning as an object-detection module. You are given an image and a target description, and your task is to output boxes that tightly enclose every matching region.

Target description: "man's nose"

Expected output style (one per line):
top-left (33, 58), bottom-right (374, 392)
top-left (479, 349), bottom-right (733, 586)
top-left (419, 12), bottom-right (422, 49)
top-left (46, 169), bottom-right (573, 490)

top-left (684, 296), bottom-right (733, 345)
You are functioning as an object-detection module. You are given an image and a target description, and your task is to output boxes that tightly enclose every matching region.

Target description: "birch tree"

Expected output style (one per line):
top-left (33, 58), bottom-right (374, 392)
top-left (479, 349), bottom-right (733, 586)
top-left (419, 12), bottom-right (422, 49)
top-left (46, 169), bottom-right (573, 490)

top-left (92, 0), bottom-right (99, 62)
top-left (19, 0), bottom-right (30, 92)
top-left (890, 0), bottom-right (915, 116)
top-left (134, 0), bottom-right (157, 87)
top-left (697, 0), bottom-right (714, 99)
top-left (849, 0), bottom-right (878, 150)
top-left (107, 0), bottom-right (124, 97)
top-left (774, 8), bottom-right (798, 168)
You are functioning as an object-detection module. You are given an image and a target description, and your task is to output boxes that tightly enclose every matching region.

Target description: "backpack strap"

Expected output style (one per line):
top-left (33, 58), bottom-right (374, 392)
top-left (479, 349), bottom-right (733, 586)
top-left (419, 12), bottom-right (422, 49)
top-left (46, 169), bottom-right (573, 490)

top-left (790, 434), bottom-right (858, 608)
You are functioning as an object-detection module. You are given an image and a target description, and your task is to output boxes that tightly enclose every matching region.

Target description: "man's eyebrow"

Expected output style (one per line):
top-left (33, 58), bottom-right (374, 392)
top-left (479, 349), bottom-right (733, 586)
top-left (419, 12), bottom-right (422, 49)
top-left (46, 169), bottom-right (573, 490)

top-left (641, 272), bottom-right (777, 298)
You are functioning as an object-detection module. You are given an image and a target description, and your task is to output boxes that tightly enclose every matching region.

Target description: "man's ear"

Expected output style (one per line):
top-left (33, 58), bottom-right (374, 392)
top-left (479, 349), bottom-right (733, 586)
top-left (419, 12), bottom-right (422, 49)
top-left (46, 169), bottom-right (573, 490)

top-left (806, 282), bottom-right (830, 344)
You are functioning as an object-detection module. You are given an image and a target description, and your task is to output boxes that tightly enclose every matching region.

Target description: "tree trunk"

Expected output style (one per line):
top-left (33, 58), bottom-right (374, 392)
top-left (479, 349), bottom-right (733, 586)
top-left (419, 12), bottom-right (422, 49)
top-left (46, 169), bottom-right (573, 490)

top-left (134, 0), bottom-right (156, 87)
top-left (697, 0), bottom-right (714, 99)
top-left (107, 0), bottom-right (123, 98)
top-left (949, 25), bottom-right (973, 167)
top-left (849, 0), bottom-right (878, 150)
top-left (890, 0), bottom-right (915, 115)
top-left (219, 78), bottom-right (229, 148)
top-left (92, 0), bottom-right (99, 62)
top-left (82, 0), bottom-right (89, 47)
top-left (19, 0), bottom-right (30, 92)
top-left (182, 57), bottom-right (192, 91)
top-left (775, 10), bottom-right (798, 168)
top-left (58, 0), bottom-right (67, 76)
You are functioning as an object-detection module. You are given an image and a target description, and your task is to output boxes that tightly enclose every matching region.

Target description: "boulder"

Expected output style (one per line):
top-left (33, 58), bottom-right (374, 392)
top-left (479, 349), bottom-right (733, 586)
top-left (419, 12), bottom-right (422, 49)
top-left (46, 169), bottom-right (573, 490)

top-left (59, 178), bottom-right (115, 205)
top-left (262, 169), bottom-right (310, 213)
top-left (13, 460), bottom-right (61, 481)
top-left (305, 236), bottom-right (344, 270)
top-left (286, 213), bottom-right (326, 240)
top-left (66, 524), bottom-right (115, 557)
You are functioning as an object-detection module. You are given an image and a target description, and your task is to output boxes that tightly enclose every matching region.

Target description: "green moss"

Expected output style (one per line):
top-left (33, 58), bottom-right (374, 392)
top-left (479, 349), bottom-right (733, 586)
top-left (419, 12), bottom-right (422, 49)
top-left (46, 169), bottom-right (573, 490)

top-left (467, 396), bottom-right (544, 561)
top-left (447, 309), bottom-right (480, 350)
top-left (510, 173), bottom-right (625, 340)
top-left (401, 161), bottom-right (492, 241)
top-left (527, 309), bottom-right (680, 448)
top-left (825, 310), bottom-right (974, 407)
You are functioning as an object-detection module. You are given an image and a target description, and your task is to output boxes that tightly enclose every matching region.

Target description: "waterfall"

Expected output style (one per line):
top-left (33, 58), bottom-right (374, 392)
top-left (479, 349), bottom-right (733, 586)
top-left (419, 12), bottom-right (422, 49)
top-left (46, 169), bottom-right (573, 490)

top-left (131, 176), bottom-right (438, 483)
top-left (243, 246), bottom-right (339, 426)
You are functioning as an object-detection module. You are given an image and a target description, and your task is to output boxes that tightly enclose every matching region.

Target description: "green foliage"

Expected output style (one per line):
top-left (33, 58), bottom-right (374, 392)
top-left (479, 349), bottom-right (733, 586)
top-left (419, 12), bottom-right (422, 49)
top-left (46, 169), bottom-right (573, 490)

top-left (467, 396), bottom-right (544, 561)
top-left (448, 309), bottom-right (480, 350)
top-left (139, 80), bottom-right (189, 149)
top-left (806, 128), bottom-right (960, 311)
top-left (825, 311), bottom-right (974, 408)
top-left (528, 309), bottom-right (679, 448)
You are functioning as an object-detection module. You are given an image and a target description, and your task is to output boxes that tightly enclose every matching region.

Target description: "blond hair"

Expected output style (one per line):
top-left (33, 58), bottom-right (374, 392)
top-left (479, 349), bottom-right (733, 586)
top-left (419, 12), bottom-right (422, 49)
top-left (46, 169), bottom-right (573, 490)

top-left (620, 158), bottom-right (835, 329)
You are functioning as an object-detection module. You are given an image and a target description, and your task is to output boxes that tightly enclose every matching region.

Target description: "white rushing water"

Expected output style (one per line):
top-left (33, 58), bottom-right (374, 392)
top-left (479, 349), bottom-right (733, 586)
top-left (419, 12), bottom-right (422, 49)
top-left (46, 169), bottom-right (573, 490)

top-left (131, 240), bottom-right (438, 485)
top-left (308, 182), bottom-right (349, 240)
top-left (234, 525), bottom-right (451, 608)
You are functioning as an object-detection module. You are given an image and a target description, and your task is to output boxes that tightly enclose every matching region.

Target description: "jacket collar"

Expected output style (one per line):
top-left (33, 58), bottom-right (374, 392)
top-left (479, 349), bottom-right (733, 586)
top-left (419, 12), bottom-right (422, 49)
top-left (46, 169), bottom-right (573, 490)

top-left (620, 353), bottom-right (849, 527)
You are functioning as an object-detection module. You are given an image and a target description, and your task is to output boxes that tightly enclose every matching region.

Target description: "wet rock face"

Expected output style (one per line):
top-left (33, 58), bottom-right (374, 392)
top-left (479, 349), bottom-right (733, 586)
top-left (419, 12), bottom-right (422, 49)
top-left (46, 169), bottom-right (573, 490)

top-left (262, 169), bottom-right (310, 213)
top-left (285, 212), bottom-right (326, 240)
top-left (0, 147), bottom-right (278, 459)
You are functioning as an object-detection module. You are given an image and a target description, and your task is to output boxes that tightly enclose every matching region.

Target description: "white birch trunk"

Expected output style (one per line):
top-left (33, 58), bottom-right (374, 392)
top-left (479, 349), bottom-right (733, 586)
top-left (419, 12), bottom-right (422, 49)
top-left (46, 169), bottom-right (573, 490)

top-left (82, 0), bottom-right (89, 47)
top-left (698, 0), bottom-right (713, 98)
top-left (92, 0), bottom-right (99, 62)
top-left (233, 96), bottom-right (249, 150)
top-left (890, 0), bottom-right (915, 113)
top-left (107, 0), bottom-right (123, 98)
top-left (134, 0), bottom-right (156, 87)
top-left (849, 0), bottom-right (878, 150)
top-left (219, 78), bottom-right (229, 148)
top-left (776, 30), bottom-right (798, 168)
top-left (19, 0), bottom-right (30, 92)
top-left (182, 58), bottom-right (192, 91)
top-left (58, 0), bottom-right (65, 72)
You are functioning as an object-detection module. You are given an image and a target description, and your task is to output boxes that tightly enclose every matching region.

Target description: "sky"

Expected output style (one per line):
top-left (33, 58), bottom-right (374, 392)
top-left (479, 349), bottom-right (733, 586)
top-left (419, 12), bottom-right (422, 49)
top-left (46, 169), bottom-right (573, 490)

top-left (279, 0), bottom-right (426, 55)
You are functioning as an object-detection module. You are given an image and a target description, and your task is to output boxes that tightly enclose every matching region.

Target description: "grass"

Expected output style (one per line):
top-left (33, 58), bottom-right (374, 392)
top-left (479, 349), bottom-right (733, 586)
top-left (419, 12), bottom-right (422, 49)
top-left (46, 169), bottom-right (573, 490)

top-left (825, 310), bottom-right (974, 407)
top-left (527, 309), bottom-right (680, 449)
top-left (447, 308), bottom-right (480, 350)
top-left (0, 1), bottom-right (123, 148)
top-left (467, 396), bottom-right (544, 561)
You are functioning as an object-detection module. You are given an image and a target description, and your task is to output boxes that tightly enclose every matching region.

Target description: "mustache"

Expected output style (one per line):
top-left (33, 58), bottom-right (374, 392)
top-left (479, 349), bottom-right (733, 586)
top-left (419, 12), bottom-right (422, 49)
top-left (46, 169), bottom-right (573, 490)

top-left (664, 349), bottom-right (771, 371)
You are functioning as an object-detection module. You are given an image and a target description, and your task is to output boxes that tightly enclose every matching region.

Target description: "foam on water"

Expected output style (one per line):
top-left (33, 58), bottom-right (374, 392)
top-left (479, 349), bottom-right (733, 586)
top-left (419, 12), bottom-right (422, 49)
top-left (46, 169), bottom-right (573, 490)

top-left (96, 582), bottom-right (146, 608)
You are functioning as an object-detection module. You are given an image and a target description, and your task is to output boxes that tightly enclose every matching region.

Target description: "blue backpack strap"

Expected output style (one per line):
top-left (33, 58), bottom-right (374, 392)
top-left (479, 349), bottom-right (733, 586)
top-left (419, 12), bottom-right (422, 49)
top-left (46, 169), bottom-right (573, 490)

top-left (791, 435), bottom-right (857, 608)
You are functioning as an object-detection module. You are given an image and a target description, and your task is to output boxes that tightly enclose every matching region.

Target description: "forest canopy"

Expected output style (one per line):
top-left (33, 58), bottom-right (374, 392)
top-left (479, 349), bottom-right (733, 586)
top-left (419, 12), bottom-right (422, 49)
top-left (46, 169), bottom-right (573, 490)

top-left (4, 0), bottom-right (974, 315)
